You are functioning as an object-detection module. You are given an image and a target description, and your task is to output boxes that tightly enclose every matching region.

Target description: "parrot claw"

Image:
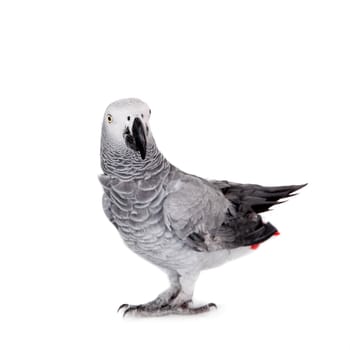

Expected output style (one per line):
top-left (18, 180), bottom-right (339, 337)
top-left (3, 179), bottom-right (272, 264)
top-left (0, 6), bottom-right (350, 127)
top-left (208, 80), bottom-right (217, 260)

top-left (208, 302), bottom-right (217, 309)
top-left (122, 305), bottom-right (137, 317)
top-left (117, 303), bottom-right (129, 312)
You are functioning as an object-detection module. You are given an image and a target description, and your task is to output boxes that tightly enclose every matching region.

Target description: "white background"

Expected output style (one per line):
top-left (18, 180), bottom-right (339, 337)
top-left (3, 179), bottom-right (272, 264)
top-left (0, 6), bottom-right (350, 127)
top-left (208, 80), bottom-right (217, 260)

top-left (1, 1), bottom-right (349, 349)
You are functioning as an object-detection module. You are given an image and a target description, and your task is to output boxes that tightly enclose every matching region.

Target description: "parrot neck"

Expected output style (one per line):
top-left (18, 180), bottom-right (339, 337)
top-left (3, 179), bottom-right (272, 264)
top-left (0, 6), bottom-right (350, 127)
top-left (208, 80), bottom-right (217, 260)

top-left (101, 140), bottom-right (169, 179)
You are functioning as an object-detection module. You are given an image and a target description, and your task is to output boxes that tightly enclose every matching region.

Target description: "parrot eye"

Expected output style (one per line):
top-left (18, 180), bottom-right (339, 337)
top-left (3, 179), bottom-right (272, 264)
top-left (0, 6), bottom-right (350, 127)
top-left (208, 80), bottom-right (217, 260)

top-left (141, 113), bottom-right (144, 118)
top-left (127, 116), bottom-right (131, 121)
top-left (107, 114), bottom-right (113, 123)
top-left (149, 109), bottom-right (151, 115)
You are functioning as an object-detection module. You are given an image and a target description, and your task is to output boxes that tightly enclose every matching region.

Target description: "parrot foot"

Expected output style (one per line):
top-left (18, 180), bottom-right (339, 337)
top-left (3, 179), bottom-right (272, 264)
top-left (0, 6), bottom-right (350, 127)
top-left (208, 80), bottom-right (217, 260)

top-left (171, 301), bottom-right (217, 315)
top-left (119, 301), bottom-right (217, 317)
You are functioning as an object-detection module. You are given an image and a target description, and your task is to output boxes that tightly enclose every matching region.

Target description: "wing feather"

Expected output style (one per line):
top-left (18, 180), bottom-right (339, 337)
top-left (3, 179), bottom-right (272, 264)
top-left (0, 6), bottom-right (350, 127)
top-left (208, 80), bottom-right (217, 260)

top-left (163, 176), bottom-right (229, 241)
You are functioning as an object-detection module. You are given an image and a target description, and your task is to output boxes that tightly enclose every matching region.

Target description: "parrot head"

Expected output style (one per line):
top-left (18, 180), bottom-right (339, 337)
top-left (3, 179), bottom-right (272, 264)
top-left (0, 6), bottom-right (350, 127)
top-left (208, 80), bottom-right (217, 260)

top-left (102, 98), bottom-right (151, 160)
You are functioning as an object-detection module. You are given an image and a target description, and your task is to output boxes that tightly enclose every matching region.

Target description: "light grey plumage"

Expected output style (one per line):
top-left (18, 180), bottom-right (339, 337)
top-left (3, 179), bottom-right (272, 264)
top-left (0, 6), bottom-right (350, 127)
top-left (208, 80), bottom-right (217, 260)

top-left (99, 98), bottom-right (306, 316)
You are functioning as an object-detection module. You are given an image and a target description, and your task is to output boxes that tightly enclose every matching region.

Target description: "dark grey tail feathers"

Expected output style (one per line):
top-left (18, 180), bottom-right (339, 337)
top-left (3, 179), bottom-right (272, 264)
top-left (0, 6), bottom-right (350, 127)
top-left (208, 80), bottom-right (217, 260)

top-left (212, 181), bottom-right (307, 214)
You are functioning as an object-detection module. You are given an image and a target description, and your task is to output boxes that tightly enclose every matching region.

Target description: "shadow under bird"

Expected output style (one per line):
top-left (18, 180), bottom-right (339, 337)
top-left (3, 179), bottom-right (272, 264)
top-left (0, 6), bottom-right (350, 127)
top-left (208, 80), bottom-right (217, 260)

top-left (99, 98), bottom-right (306, 317)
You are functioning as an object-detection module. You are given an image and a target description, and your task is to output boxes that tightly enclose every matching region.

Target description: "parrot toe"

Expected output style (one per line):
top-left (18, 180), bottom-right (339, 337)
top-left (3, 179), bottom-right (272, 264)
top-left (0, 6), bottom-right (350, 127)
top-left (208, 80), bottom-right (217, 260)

top-left (172, 301), bottom-right (217, 315)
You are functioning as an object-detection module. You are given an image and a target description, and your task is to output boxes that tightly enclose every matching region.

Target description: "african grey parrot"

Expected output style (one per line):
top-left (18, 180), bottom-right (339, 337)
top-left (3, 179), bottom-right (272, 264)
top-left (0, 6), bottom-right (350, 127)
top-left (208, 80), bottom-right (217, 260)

top-left (99, 98), bottom-right (306, 316)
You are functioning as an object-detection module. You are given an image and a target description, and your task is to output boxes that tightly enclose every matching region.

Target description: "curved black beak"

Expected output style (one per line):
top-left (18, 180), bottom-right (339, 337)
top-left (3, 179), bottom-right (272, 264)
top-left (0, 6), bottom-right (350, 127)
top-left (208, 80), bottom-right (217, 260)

top-left (131, 117), bottom-right (147, 159)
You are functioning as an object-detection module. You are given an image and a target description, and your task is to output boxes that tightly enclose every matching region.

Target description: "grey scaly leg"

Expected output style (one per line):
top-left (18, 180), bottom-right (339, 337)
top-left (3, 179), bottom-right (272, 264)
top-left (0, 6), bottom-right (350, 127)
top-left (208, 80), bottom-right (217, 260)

top-left (121, 271), bottom-right (217, 317)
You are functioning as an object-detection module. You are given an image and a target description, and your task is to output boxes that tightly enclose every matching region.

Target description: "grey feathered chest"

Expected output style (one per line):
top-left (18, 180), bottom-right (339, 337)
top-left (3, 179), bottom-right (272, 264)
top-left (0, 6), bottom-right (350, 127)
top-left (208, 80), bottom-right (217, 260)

top-left (99, 150), bottom-right (196, 268)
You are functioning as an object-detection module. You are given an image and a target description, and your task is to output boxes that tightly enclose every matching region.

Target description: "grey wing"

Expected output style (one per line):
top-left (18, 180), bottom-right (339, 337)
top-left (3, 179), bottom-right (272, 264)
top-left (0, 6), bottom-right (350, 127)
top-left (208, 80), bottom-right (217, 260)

top-left (163, 176), bottom-right (280, 252)
top-left (163, 176), bottom-right (231, 252)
